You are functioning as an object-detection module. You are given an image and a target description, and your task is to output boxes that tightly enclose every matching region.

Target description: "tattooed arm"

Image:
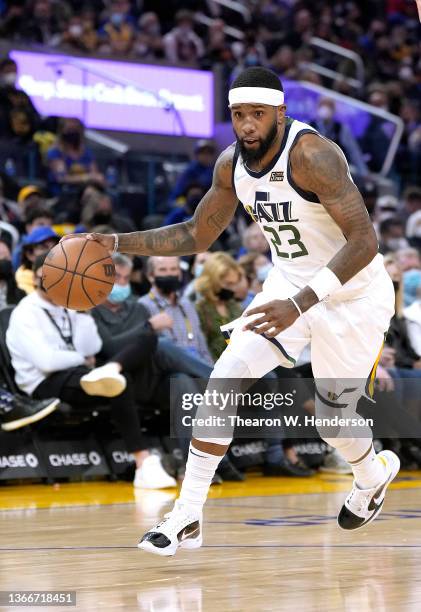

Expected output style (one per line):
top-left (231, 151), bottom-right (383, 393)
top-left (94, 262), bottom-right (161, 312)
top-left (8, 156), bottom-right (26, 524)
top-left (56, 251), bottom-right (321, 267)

top-left (98, 146), bottom-right (238, 256)
top-left (290, 133), bottom-right (378, 312)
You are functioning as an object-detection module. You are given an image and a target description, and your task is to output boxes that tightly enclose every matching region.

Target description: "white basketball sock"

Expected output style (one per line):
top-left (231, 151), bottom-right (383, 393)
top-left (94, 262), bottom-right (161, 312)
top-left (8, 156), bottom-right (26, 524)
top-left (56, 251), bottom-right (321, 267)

top-left (349, 443), bottom-right (387, 490)
top-left (178, 443), bottom-right (224, 513)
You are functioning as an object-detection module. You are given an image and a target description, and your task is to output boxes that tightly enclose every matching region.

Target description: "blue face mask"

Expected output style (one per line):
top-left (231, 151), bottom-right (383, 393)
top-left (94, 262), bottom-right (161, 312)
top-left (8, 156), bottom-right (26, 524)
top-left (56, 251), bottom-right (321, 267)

top-left (108, 283), bottom-right (131, 304)
top-left (256, 263), bottom-right (273, 283)
top-left (194, 263), bottom-right (204, 278)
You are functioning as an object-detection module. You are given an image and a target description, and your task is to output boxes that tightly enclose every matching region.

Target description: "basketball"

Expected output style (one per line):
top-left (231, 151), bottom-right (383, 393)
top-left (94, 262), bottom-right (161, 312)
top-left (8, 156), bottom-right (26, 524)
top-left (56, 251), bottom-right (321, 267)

top-left (42, 236), bottom-right (115, 310)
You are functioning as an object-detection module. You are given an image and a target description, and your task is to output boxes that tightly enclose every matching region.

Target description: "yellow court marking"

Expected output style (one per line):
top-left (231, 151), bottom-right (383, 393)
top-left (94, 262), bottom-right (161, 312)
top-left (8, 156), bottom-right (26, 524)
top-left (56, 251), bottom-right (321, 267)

top-left (1, 471), bottom-right (421, 511)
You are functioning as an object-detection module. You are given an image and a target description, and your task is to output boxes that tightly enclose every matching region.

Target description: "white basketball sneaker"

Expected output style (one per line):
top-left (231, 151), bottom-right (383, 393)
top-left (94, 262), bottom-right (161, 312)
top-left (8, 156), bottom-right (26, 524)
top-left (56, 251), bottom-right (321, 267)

top-left (80, 363), bottom-right (126, 397)
top-left (338, 450), bottom-right (400, 530)
top-left (138, 500), bottom-right (202, 556)
top-left (133, 455), bottom-right (177, 490)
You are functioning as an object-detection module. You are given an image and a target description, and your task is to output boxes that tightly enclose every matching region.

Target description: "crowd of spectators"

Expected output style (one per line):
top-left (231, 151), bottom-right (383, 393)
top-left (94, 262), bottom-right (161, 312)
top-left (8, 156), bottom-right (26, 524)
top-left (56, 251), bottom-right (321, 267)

top-left (0, 1), bottom-right (420, 482)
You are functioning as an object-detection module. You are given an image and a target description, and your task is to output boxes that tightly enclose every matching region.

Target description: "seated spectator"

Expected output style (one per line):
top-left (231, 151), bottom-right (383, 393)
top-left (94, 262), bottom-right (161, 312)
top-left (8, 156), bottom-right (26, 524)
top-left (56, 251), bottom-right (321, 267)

top-left (238, 252), bottom-right (272, 296)
top-left (12, 204), bottom-right (54, 271)
top-left (77, 181), bottom-right (136, 234)
top-left (183, 251), bottom-right (212, 301)
top-left (15, 226), bottom-right (59, 295)
top-left (17, 185), bottom-right (44, 214)
top-left (7, 253), bottom-right (176, 490)
top-left (402, 186), bottom-right (421, 222)
top-left (164, 184), bottom-right (205, 226)
top-left (47, 118), bottom-right (104, 195)
top-left (0, 237), bottom-right (24, 309)
top-left (238, 222), bottom-right (271, 257)
top-left (378, 217), bottom-right (409, 254)
top-left (195, 252), bottom-right (243, 362)
top-left (98, 0), bottom-right (136, 56)
top-left (0, 57), bottom-right (40, 139)
top-left (0, 390), bottom-right (59, 433)
top-left (16, 0), bottom-right (66, 46)
top-left (139, 255), bottom-right (213, 365)
top-left (163, 10), bottom-right (204, 66)
top-left (130, 256), bottom-right (150, 298)
top-left (382, 254), bottom-right (421, 372)
top-left (94, 253), bottom-right (243, 482)
top-left (0, 174), bottom-right (20, 226)
top-left (134, 12), bottom-right (164, 60)
top-left (60, 13), bottom-right (99, 54)
top-left (169, 140), bottom-right (216, 205)
top-left (311, 98), bottom-right (369, 179)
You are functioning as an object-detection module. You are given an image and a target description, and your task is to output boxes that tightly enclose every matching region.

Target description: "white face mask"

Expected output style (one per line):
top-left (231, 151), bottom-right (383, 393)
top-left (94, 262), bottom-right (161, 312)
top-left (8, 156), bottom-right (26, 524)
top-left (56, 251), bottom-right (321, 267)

top-left (386, 237), bottom-right (409, 251)
top-left (1, 73), bottom-right (17, 86)
top-left (317, 105), bottom-right (333, 121)
top-left (69, 24), bottom-right (83, 37)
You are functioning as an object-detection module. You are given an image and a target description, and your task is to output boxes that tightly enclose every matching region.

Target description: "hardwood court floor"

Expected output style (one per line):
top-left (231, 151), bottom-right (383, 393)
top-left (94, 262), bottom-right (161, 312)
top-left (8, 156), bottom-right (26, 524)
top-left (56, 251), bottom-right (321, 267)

top-left (1, 472), bottom-right (421, 612)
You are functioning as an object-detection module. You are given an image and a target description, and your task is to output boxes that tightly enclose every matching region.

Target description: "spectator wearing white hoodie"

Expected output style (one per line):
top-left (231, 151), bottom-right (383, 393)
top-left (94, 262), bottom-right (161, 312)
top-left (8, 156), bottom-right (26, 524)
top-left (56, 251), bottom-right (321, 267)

top-left (6, 253), bottom-right (176, 489)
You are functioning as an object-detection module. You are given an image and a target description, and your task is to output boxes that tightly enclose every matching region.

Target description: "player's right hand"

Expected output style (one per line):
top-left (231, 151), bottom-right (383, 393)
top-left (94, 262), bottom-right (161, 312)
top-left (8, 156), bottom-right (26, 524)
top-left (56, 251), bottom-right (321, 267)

top-left (149, 312), bottom-right (174, 331)
top-left (60, 232), bottom-right (116, 255)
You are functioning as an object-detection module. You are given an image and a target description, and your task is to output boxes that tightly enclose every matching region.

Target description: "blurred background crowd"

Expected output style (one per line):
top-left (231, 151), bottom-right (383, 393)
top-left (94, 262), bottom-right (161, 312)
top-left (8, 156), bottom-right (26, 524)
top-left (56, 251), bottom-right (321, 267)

top-left (0, 0), bottom-right (420, 487)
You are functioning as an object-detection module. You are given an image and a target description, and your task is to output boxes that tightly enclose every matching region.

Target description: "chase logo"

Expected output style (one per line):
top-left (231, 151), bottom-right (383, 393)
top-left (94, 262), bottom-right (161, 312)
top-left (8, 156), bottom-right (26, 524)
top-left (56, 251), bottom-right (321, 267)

top-left (270, 171), bottom-right (284, 182)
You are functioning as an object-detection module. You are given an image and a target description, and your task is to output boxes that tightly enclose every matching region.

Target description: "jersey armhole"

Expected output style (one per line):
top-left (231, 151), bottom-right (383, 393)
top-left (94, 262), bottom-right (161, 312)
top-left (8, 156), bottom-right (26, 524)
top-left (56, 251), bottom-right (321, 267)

top-left (287, 129), bottom-right (321, 204)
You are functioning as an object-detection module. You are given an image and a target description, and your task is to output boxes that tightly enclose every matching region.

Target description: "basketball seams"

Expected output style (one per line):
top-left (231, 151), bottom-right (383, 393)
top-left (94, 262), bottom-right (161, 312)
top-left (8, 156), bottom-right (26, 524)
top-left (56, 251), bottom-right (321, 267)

top-left (80, 276), bottom-right (98, 308)
top-left (82, 254), bottom-right (114, 276)
top-left (42, 264), bottom-right (67, 291)
top-left (43, 262), bottom-right (114, 286)
top-left (65, 239), bottom-right (88, 308)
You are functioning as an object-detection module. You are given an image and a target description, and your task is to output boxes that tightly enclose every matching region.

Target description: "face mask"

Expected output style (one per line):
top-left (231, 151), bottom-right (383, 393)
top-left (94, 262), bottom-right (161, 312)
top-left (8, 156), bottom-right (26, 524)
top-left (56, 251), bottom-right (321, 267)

top-left (194, 263), bottom-right (204, 278)
top-left (217, 287), bottom-right (235, 301)
top-left (61, 131), bottom-right (81, 147)
top-left (0, 259), bottom-right (12, 280)
top-left (108, 283), bottom-right (131, 303)
top-left (317, 106), bottom-right (333, 121)
top-left (131, 279), bottom-right (151, 296)
top-left (385, 237), bottom-right (409, 251)
top-left (392, 280), bottom-right (400, 292)
top-left (245, 54), bottom-right (259, 67)
top-left (69, 24), bottom-right (83, 37)
top-left (91, 211), bottom-right (111, 226)
top-left (147, 24), bottom-right (160, 35)
top-left (1, 73), bottom-right (17, 87)
top-left (256, 263), bottom-right (273, 282)
top-left (111, 12), bottom-right (124, 27)
top-left (155, 275), bottom-right (182, 295)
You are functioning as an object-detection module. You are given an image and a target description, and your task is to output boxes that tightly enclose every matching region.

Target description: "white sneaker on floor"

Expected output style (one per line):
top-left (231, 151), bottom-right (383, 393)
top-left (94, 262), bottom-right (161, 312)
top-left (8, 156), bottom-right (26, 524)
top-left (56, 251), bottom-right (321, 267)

top-left (80, 363), bottom-right (126, 397)
top-left (134, 455), bottom-right (177, 490)
top-left (338, 450), bottom-right (400, 530)
top-left (320, 449), bottom-right (353, 474)
top-left (138, 500), bottom-right (202, 556)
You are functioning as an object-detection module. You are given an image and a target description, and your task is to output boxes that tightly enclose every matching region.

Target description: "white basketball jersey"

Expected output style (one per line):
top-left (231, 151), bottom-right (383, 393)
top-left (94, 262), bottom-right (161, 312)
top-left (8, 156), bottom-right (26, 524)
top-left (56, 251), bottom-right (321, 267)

top-left (233, 117), bottom-right (384, 301)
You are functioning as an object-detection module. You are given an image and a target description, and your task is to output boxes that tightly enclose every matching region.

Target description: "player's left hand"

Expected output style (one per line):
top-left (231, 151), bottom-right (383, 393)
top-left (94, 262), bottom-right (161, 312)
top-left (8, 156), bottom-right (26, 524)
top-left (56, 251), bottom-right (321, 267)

top-left (243, 299), bottom-right (299, 337)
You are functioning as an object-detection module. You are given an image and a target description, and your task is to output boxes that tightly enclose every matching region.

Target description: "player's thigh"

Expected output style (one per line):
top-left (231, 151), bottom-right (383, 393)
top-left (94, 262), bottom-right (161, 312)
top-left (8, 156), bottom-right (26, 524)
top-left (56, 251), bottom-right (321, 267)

top-left (311, 293), bottom-right (392, 381)
top-left (215, 315), bottom-right (311, 379)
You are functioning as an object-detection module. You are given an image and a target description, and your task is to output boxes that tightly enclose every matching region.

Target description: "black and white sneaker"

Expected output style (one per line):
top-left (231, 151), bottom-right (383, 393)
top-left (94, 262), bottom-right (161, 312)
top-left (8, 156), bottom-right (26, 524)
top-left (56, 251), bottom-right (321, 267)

top-left (1, 395), bottom-right (60, 432)
top-left (338, 450), bottom-right (400, 530)
top-left (138, 500), bottom-right (202, 557)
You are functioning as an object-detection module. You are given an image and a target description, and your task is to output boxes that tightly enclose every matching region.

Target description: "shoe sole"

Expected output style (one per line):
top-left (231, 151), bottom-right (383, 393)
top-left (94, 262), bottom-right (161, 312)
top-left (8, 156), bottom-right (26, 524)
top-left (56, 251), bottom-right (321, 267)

top-left (138, 536), bottom-right (202, 557)
top-left (1, 399), bottom-right (60, 432)
top-left (337, 450), bottom-right (400, 531)
top-left (80, 376), bottom-right (126, 398)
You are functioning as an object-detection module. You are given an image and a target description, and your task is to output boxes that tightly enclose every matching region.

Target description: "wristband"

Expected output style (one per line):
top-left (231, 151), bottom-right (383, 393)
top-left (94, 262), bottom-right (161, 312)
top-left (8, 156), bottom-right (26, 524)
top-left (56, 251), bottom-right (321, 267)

top-left (288, 296), bottom-right (303, 316)
top-left (112, 233), bottom-right (119, 254)
top-left (307, 266), bottom-right (342, 301)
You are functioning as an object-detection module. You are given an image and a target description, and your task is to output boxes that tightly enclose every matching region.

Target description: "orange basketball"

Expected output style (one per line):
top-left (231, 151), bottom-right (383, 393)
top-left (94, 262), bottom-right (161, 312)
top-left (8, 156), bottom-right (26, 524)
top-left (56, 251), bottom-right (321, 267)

top-left (42, 236), bottom-right (115, 310)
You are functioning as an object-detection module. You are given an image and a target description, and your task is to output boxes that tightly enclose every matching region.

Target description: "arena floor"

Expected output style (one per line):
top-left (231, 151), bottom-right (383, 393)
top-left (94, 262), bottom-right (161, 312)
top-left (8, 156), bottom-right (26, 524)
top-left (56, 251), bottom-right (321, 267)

top-left (1, 473), bottom-right (421, 611)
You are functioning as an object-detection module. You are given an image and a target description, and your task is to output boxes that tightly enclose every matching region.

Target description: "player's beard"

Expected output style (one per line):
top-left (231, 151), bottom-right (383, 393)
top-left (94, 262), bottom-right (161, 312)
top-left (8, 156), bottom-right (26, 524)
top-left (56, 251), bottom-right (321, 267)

top-left (237, 120), bottom-right (278, 165)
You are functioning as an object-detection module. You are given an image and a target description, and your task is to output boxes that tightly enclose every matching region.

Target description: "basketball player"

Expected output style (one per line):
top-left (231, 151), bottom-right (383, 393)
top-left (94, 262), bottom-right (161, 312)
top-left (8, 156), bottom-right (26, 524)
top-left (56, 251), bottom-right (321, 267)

top-left (72, 67), bottom-right (400, 555)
